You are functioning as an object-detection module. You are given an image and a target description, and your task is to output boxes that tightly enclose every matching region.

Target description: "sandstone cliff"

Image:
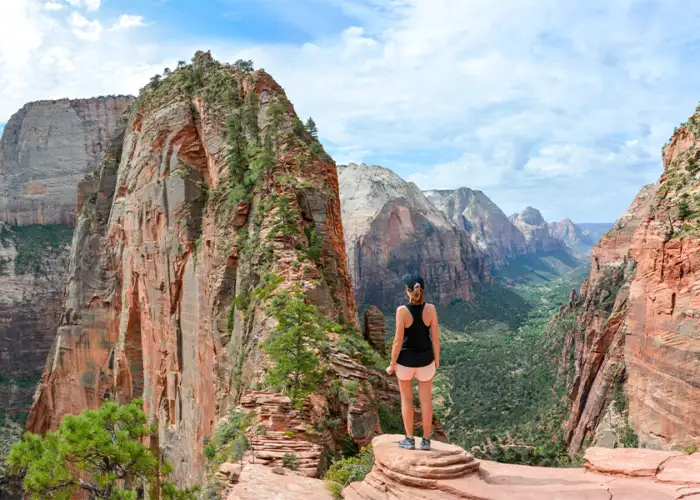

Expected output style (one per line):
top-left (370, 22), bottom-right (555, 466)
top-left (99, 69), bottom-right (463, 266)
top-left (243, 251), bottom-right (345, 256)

top-left (27, 53), bottom-right (390, 487)
top-left (424, 187), bottom-right (529, 267)
top-left (510, 206), bottom-right (566, 254)
top-left (0, 97), bottom-right (132, 417)
top-left (0, 96), bottom-right (134, 226)
top-left (338, 163), bottom-right (487, 309)
top-left (555, 104), bottom-right (700, 453)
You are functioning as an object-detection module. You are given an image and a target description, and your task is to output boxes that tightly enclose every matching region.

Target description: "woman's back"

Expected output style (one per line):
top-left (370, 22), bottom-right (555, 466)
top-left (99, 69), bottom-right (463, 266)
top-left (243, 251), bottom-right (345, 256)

top-left (397, 303), bottom-right (434, 367)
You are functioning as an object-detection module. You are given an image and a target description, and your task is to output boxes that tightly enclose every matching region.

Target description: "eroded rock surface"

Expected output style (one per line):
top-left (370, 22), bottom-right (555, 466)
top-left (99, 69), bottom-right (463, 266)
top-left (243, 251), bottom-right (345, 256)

top-left (510, 206), bottom-right (565, 254)
top-left (363, 305), bottom-right (386, 355)
top-left (346, 440), bottom-right (700, 499)
top-left (225, 463), bottom-right (332, 500)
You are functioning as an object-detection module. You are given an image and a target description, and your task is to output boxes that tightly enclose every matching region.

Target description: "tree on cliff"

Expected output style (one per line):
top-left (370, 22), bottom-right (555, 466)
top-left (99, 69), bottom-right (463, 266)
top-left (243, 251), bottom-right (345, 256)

top-left (7, 399), bottom-right (198, 499)
top-left (305, 117), bottom-right (318, 140)
top-left (265, 291), bottom-right (329, 407)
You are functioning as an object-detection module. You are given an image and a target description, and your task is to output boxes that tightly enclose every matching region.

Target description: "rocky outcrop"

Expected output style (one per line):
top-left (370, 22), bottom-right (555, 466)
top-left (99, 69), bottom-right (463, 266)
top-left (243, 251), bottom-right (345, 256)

top-left (510, 207), bottom-right (565, 254)
top-left (0, 96), bottom-right (134, 226)
top-left (363, 306), bottom-right (386, 355)
top-left (548, 218), bottom-right (595, 253)
top-left (346, 439), bottom-right (700, 499)
top-left (555, 104), bottom-right (700, 453)
top-left (27, 54), bottom-right (369, 487)
top-left (424, 188), bottom-right (530, 267)
top-left (226, 463), bottom-right (332, 500)
top-left (338, 163), bottom-right (487, 309)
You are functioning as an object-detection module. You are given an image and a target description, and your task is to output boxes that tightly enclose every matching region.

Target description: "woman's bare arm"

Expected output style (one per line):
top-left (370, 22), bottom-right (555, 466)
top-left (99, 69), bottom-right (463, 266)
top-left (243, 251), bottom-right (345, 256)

top-left (387, 307), bottom-right (405, 374)
top-left (429, 305), bottom-right (440, 368)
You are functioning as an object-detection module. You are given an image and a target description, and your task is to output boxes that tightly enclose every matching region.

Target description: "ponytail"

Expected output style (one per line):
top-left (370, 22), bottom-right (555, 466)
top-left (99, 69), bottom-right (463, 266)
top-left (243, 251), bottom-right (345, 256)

top-left (408, 282), bottom-right (424, 305)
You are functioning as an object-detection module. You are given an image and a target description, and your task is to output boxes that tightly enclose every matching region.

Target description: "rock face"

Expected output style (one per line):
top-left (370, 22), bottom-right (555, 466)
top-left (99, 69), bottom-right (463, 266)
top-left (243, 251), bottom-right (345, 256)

top-left (548, 218), bottom-right (595, 253)
top-left (363, 306), bottom-right (386, 355)
top-left (0, 98), bottom-right (131, 417)
top-left (0, 97), bottom-right (134, 226)
top-left (510, 206), bottom-right (565, 253)
top-left (27, 54), bottom-right (375, 487)
top-left (225, 463), bottom-right (332, 500)
top-left (338, 163), bottom-right (487, 309)
top-left (555, 105), bottom-right (700, 453)
top-left (424, 188), bottom-right (529, 267)
top-left (346, 439), bottom-right (700, 499)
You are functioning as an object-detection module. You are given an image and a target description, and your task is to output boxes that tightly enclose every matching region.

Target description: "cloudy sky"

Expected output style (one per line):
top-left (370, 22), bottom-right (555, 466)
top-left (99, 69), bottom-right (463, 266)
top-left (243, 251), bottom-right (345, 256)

top-left (2, 0), bottom-right (699, 222)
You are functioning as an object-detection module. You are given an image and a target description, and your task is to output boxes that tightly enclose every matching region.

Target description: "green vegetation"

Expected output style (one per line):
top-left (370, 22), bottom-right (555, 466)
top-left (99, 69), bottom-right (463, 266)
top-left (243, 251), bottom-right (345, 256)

top-left (436, 261), bottom-right (590, 467)
top-left (305, 118), bottom-right (318, 140)
top-left (6, 399), bottom-right (198, 499)
top-left (205, 409), bottom-right (254, 467)
top-left (4, 224), bottom-right (73, 276)
top-left (282, 453), bottom-right (300, 470)
top-left (0, 414), bottom-right (23, 496)
top-left (324, 447), bottom-right (374, 499)
top-left (264, 291), bottom-right (330, 407)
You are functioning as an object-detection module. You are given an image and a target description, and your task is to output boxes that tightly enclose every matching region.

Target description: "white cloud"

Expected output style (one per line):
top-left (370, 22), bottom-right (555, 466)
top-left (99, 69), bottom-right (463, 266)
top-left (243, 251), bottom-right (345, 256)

top-left (68, 12), bottom-right (102, 41)
top-left (110, 14), bottom-right (145, 31)
top-left (43, 1), bottom-right (65, 11)
top-left (2, 0), bottom-right (700, 222)
top-left (66, 0), bottom-right (100, 11)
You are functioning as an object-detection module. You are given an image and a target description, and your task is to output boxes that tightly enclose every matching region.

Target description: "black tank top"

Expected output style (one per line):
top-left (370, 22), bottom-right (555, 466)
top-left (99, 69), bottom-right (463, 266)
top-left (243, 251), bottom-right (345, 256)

top-left (397, 303), bottom-right (434, 367)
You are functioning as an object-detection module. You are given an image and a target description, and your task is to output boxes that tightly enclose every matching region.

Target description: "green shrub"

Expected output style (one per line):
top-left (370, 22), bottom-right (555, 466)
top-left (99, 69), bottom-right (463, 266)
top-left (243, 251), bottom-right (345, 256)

top-left (282, 453), bottom-right (300, 471)
top-left (337, 333), bottom-right (387, 370)
top-left (324, 447), bottom-right (374, 499)
top-left (684, 445), bottom-right (697, 455)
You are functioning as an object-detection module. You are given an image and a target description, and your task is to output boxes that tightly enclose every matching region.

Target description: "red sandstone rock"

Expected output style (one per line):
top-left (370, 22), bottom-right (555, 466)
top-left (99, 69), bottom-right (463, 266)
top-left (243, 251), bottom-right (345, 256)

top-left (584, 447), bottom-right (681, 477)
top-left (225, 463), bottom-right (332, 500)
top-left (346, 439), bottom-right (700, 499)
top-left (363, 306), bottom-right (386, 355)
top-left (657, 453), bottom-right (700, 485)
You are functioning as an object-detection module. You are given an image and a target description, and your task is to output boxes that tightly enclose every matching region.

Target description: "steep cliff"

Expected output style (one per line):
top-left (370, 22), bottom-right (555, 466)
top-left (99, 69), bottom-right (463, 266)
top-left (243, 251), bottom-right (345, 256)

top-left (27, 53), bottom-right (387, 487)
top-left (424, 187), bottom-right (529, 267)
top-left (0, 97), bottom-right (134, 226)
top-left (510, 206), bottom-right (566, 253)
top-left (0, 97), bottom-right (132, 418)
top-left (556, 104), bottom-right (700, 453)
top-left (338, 163), bottom-right (487, 309)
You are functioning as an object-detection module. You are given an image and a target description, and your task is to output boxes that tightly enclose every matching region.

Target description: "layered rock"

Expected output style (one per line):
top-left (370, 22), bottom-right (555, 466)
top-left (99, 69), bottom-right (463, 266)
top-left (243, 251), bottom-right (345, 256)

top-left (555, 104), bottom-right (700, 453)
top-left (338, 163), bottom-right (487, 309)
top-left (363, 306), bottom-right (386, 355)
top-left (424, 187), bottom-right (530, 267)
top-left (509, 206), bottom-right (565, 253)
top-left (226, 463), bottom-right (332, 500)
top-left (0, 96), bottom-right (134, 226)
top-left (346, 439), bottom-right (700, 499)
top-left (27, 54), bottom-right (370, 487)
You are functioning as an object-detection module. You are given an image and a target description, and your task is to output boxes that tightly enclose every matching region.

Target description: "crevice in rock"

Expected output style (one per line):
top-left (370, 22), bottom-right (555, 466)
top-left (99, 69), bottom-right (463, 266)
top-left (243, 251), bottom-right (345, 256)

top-left (124, 273), bottom-right (144, 398)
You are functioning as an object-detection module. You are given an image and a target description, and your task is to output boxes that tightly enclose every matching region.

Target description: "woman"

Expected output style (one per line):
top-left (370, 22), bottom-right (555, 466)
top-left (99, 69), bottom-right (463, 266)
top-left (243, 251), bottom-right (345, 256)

top-left (386, 274), bottom-right (440, 451)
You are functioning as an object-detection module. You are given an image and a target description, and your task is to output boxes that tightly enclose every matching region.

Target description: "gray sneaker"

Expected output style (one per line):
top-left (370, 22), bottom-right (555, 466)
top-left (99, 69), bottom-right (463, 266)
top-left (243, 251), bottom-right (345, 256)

top-left (420, 438), bottom-right (431, 451)
top-left (397, 436), bottom-right (415, 450)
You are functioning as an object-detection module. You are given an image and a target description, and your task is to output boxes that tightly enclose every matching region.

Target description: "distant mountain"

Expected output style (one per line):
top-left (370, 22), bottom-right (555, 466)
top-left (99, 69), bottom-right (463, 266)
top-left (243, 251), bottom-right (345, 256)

top-left (338, 163), bottom-right (487, 309)
top-left (424, 188), bottom-right (529, 267)
top-left (548, 218), bottom-right (595, 253)
top-left (576, 222), bottom-right (614, 243)
top-left (509, 207), bottom-right (566, 253)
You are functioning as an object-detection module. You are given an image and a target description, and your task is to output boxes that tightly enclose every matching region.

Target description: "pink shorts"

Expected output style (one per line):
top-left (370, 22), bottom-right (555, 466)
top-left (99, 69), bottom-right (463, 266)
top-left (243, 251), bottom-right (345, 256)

top-left (395, 362), bottom-right (436, 382)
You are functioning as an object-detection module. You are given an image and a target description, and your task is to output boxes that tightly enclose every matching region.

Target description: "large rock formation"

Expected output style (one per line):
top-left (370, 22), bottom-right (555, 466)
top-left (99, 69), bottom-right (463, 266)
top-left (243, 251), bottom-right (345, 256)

top-left (338, 163), bottom-right (487, 309)
top-left (555, 104), bottom-right (700, 453)
top-left (0, 97), bottom-right (132, 417)
top-left (0, 96), bottom-right (134, 226)
top-left (345, 437), bottom-right (700, 499)
top-left (27, 54), bottom-right (385, 487)
top-left (548, 218), bottom-right (595, 254)
top-left (509, 206), bottom-right (565, 254)
top-left (424, 187), bottom-right (529, 267)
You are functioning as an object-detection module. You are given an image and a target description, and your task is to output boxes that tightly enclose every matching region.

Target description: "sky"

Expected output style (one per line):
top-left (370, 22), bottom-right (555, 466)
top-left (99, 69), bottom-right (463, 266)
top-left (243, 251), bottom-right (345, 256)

top-left (2, 0), bottom-right (700, 222)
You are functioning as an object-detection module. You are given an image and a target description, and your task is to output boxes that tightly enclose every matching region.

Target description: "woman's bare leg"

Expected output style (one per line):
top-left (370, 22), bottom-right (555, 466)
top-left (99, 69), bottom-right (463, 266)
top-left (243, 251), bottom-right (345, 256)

top-left (398, 378), bottom-right (414, 437)
top-left (418, 379), bottom-right (433, 438)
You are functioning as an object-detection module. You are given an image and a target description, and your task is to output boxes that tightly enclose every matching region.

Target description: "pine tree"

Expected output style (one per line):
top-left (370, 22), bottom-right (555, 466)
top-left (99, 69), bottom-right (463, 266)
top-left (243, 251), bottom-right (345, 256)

top-left (7, 399), bottom-right (198, 499)
top-left (305, 117), bottom-right (318, 140)
top-left (265, 292), bottom-right (329, 407)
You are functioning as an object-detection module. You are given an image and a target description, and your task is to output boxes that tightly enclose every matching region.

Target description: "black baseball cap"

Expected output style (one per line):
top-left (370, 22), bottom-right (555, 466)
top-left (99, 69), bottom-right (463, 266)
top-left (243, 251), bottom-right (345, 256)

top-left (402, 273), bottom-right (425, 289)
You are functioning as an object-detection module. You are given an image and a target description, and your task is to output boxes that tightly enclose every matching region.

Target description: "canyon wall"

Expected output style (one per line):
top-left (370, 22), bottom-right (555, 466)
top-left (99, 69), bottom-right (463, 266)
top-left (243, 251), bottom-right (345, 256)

top-left (338, 163), bottom-right (487, 309)
top-left (28, 54), bottom-right (388, 486)
top-left (557, 106), bottom-right (700, 452)
top-left (0, 97), bottom-right (132, 416)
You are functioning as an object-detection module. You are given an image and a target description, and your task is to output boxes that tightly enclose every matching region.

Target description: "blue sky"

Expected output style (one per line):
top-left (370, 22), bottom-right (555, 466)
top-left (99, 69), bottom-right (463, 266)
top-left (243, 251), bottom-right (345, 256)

top-left (2, 0), bottom-right (700, 222)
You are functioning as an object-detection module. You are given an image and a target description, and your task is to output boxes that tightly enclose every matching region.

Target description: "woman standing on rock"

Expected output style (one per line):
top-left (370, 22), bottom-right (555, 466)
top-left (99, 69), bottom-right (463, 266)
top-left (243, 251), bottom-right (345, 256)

top-left (386, 274), bottom-right (440, 451)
